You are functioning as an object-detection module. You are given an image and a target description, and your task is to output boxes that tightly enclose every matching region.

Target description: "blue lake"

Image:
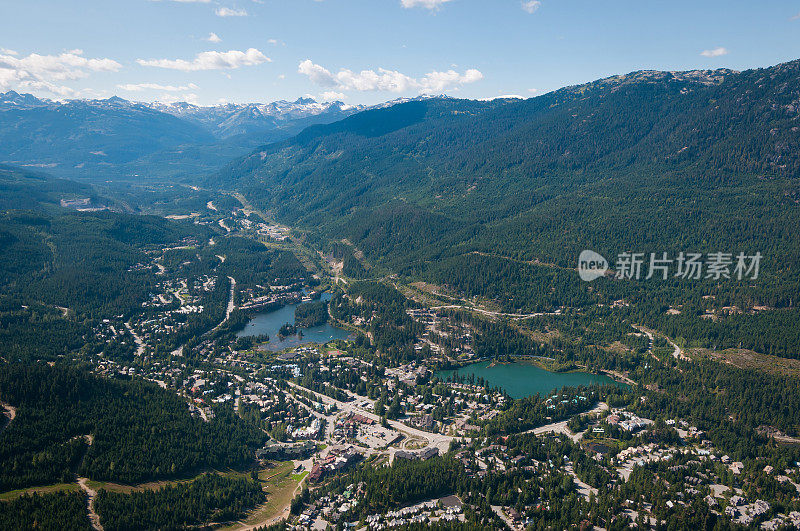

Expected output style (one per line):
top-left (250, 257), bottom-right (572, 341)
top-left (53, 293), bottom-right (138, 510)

top-left (236, 292), bottom-right (353, 351)
top-left (435, 360), bottom-right (624, 399)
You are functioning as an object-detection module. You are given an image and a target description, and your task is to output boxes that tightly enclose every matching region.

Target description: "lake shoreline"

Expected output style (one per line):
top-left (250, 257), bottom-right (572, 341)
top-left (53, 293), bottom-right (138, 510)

top-left (435, 358), bottom-right (628, 399)
top-left (237, 292), bottom-right (353, 351)
top-left (441, 356), bottom-right (634, 386)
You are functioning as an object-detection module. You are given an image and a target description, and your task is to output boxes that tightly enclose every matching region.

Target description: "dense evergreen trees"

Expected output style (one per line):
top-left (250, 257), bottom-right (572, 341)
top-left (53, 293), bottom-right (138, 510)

top-left (327, 457), bottom-right (464, 518)
top-left (218, 61), bottom-right (800, 361)
top-left (95, 474), bottom-right (264, 530)
top-left (294, 301), bottom-right (328, 327)
top-left (0, 364), bottom-right (266, 490)
top-left (0, 490), bottom-right (89, 531)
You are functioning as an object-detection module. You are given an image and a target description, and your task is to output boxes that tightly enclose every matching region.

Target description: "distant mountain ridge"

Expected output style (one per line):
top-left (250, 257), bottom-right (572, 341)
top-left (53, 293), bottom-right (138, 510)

top-left (146, 97), bottom-right (362, 139)
top-left (0, 91), bottom-right (450, 181)
top-left (0, 92), bottom-right (372, 180)
top-left (0, 91), bottom-right (363, 138)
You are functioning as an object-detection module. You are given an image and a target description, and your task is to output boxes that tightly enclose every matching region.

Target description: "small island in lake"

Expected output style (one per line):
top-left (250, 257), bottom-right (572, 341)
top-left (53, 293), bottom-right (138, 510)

top-left (278, 322), bottom-right (298, 339)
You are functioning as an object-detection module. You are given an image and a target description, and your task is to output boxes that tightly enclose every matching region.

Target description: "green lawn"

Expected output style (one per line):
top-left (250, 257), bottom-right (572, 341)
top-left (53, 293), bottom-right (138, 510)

top-left (220, 460), bottom-right (303, 530)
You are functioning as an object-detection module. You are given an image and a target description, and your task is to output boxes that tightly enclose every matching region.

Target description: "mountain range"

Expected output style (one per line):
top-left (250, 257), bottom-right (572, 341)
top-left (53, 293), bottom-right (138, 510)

top-left (3, 58), bottom-right (800, 304)
top-left (216, 59), bottom-right (800, 310)
top-left (0, 91), bottom-right (365, 180)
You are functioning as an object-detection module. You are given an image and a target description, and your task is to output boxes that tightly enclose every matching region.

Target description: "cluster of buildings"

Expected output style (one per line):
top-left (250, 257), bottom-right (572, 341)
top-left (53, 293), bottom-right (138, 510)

top-left (301, 484), bottom-right (365, 527)
top-left (406, 308), bottom-right (475, 360)
top-left (256, 441), bottom-right (316, 461)
top-left (256, 222), bottom-right (291, 241)
top-left (724, 496), bottom-right (770, 527)
top-left (385, 362), bottom-right (428, 387)
top-left (290, 417), bottom-right (322, 439)
top-left (238, 288), bottom-right (303, 311)
top-left (614, 443), bottom-right (679, 478)
top-left (606, 410), bottom-right (654, 432)
top-left (388, 446), bottom-right (439, 464)
top-left (309, 445), bottom-right (362, 483)
top-left (364, 496), bottom-right (464, 529)
top-left (761, 511), bottom-right (800, 530)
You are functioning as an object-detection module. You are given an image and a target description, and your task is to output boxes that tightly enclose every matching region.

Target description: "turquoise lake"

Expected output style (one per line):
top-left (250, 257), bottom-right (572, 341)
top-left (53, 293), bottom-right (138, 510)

top-left (435, 360), bottom-right (623, 399)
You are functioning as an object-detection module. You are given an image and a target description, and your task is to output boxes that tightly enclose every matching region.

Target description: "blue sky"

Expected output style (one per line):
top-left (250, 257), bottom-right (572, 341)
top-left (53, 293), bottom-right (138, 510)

top-left (1, 0), bottom-right (799, 106)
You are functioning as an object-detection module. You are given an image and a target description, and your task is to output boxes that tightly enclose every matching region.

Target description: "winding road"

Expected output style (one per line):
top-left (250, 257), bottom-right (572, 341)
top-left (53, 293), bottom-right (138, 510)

top-left (633, 325), bottom-right (685, 361)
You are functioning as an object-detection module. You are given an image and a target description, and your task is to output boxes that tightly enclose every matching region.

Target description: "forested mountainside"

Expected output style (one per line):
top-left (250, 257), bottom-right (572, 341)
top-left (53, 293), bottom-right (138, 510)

top-left (0, 95), bottom-right (213, 172)
top-left (0, 166), bottom-right (201, 316)
top-left (0, 166), bottom-right (306, 360)
top-left (214, 60), bottom-right (800, 357)
top-left (221, 63), bottom-right (797, 282)
top-left (0, 164), bottom-right (101, 211)
top-left (0, 364), bottom-right (265, 489)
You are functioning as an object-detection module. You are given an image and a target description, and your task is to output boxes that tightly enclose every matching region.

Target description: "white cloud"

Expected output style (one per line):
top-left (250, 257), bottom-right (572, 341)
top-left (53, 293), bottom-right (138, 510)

top-left (527, 88), bottom-right (538, 94)
top-left (156, 92), bottom-right (199, 104)
top-left (215, 7), bottom-right (248, 17)
top-left (298, 60), bottom-right (337, 87)
top-left (791, 11), bottom-right (800, 20)
top-left (521, 0), bottom-right (541, 14)
top-left (137, 48), bottom-right (269, 71)
top-left (117, 82), bottom-right (198, 92)
top-left (0, 49), bottom-right (121, 97)
top-left (207, 32), bottom-right (222, 43)
top-left (700, 47), bottom-right (729, 57)
top-left (400, 0), bottom-right (452, 10)
top-left (320, 90), bottom-right (346, 101)
top-left (0, 48), bottom-right (18, 56)
top-left (298, 59), bottom-right (483, 94)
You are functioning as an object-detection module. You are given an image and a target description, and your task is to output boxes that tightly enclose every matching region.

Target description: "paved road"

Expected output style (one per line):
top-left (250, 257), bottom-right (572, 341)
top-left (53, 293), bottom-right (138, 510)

top-left (565, 463), bottom-right (598, 499)
top-left (491, 505), bottom-right (519, 530)
top-left (210, 276), bottom-right (237, 333)
top-left (634, 325), bottom-right (686, 361)
top-left (526, 402), bottom-right (609, 442)
top-left (287, 382), bottom-right (455, 453)
top-left (428, 304), bottom-right (560, 320)
top-left (124, 322), bottom-right (145, 357)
